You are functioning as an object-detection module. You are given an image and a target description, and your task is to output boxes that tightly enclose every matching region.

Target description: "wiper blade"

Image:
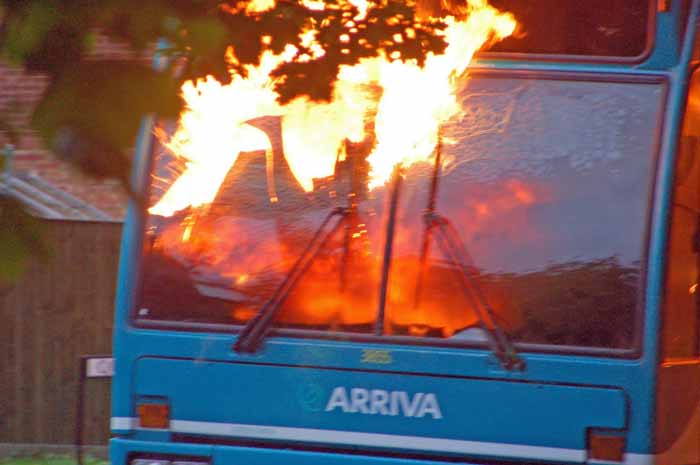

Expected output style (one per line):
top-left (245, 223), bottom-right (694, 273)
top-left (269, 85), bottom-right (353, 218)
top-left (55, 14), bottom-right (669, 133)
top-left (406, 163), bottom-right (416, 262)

top-left (235, 142), bottom-right (371, 353)
top-left (234, 207), bottom-right (350, 353)
top-left (235, 136), bottom-right (522, 369)
top-left (429, 213), bottom-right (524, 370)
top-left (413, 134), bottom-right (524, 371)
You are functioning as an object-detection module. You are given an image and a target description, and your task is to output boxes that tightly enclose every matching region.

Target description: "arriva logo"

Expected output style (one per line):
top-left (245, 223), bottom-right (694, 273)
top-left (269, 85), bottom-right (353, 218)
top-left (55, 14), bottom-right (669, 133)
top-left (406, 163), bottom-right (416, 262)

top-left (324, 387), bottom-right (443, 419)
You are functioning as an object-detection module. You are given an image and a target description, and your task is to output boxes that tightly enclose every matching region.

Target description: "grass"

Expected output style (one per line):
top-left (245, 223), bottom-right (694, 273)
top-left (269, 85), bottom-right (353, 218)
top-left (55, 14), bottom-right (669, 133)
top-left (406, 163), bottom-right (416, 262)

top-left (0, 455), bottom-right (108, 465)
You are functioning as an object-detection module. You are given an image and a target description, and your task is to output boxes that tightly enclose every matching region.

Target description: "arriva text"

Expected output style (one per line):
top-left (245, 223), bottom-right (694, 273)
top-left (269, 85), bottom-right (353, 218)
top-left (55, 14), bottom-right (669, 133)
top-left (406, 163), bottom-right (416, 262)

top-left (324, 387), bottom-right (443, 419)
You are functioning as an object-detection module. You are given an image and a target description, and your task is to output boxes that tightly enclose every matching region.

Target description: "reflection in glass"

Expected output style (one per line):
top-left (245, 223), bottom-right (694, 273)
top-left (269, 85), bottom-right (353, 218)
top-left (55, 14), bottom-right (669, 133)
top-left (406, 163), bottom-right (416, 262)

top-left (138, 76), bottom-right (662, 349)
top-left (487, 0), bottom-right (649, 57)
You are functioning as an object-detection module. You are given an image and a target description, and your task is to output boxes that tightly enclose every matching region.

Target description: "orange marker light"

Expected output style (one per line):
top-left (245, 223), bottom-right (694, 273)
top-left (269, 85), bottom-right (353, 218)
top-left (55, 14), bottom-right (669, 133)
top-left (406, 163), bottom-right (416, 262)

top-left (137, 403), bottom-right (170, 429)
top-left (588, 431), bottom-right (626, 462)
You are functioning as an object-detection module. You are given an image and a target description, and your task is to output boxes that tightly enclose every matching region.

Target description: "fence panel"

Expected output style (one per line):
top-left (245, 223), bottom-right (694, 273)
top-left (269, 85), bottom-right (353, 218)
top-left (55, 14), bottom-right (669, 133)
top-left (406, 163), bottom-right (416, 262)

top-left (0, 220), bottom-right (122, 445)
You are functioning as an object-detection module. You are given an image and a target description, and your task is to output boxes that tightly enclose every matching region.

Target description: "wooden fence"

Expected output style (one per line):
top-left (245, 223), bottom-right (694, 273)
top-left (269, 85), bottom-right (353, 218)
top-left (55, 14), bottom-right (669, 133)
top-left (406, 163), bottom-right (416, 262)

top-left (0, 220), bottom-right (122, 445)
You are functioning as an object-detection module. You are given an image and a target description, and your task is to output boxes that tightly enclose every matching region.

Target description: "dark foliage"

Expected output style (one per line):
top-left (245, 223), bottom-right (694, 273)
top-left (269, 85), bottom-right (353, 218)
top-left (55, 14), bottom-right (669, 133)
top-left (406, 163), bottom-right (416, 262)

top-left (0, 194), bottom-right (49, 283)
top-left (1, 0), bottom-right (448, 175)
top-left (486, 258), bottom-right (639, 348)
top-left (0, 0), bottom-right (450, 279)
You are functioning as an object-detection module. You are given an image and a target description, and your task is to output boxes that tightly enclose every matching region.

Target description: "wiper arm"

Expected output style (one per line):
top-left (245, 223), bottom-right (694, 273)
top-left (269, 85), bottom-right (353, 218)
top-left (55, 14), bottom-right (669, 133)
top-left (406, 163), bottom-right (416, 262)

top-left (374, 166), bottom-right (403, 335)
top-left (414, 134), bottom-right (524, 371)
top-left (429, 213), bottom-right (524, 370)
top-left (235, 140), bottom-right (373, 353)
top-left (234, 206), bottom-right (350, 353)
top-left (235, 136), bottom-right (522, 369)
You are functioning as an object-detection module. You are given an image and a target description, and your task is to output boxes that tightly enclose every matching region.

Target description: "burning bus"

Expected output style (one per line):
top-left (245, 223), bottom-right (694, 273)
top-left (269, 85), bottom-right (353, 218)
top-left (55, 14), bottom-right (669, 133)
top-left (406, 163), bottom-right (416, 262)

top-left (111, 0), bottom-right (700, 464)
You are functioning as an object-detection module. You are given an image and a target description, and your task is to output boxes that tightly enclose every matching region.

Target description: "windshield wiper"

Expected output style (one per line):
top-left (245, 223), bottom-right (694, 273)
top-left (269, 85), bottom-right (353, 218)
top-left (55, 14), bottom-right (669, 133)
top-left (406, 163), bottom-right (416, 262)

top-left (236, 135), bottom-right (523, 370)
top-left (426, 212), bottom-right (524, 370)
top-left (412, 134), bottom-right (524, 371)
top-left (234, 161), bottom-right (402, 353)
top-left (234, 206), bottom-right (351, 353)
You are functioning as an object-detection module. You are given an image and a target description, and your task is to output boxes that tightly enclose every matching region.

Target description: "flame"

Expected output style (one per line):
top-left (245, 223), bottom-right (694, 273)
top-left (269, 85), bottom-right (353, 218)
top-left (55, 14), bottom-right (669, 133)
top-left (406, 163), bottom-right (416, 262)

top-left (367, 9), bottom-right (515, 188)
top-left (145, 0), bottom-right (519, 335)
top-left (300, 0), bottom-right (325, 10)
top-left (348, 0), bottom-right (370, 19)
top-left (246, 0), bottom-right (276, 13)
top-left (150, 0), bottom-right (515, 215)
top-left (147, 175), bottom-right (538, 335)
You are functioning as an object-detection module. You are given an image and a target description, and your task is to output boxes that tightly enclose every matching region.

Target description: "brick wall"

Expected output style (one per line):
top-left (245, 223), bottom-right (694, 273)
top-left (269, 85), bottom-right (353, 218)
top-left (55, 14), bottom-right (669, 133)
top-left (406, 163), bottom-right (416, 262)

top-left (0, 33), bottom-right (155, 220)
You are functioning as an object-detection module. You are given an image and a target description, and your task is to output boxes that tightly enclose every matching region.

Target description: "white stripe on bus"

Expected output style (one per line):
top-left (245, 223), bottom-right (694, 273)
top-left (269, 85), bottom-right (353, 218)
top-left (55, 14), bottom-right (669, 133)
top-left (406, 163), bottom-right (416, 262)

top-left (111, 416), bottom-right (654, 465)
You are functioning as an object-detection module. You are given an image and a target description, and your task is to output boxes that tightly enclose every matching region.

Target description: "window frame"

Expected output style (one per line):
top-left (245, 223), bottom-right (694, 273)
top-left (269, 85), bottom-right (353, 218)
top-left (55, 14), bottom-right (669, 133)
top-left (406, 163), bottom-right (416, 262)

top-left (131, 69), bottom-right (668, 360)
top-left (660, 64), bottom-right (700, 361)
top-left (476, 0), bottom-right (657, 65)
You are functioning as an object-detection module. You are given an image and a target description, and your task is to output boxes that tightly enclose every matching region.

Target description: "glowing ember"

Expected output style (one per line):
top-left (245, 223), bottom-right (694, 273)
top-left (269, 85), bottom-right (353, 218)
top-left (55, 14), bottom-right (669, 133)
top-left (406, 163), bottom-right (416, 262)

top-left (247, 0), bottom-right (276, 13)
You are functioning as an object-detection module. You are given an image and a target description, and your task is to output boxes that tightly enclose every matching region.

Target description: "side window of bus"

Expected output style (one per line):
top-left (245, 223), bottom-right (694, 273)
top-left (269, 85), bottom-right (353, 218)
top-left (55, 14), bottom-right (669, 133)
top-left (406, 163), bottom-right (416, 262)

top-left (663, 69), bottom-right (700, 360)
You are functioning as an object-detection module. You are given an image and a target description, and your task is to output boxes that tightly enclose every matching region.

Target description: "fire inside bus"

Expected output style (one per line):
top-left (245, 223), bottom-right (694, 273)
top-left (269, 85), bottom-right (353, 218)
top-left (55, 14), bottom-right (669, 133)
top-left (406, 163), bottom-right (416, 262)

top-left (111, 1), bottom-right (700, 464)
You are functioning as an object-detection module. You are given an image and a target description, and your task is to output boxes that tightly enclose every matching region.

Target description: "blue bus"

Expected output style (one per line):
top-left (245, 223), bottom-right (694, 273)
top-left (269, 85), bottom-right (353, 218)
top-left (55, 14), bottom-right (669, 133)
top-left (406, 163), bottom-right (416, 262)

top-left (111, 1), bottom-right (700, 464)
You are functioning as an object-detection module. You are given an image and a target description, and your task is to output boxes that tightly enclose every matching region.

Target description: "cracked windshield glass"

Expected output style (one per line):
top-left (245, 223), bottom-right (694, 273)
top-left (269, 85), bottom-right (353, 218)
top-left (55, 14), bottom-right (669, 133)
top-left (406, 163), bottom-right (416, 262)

top-left (139, 72), bottom-right (662, 350)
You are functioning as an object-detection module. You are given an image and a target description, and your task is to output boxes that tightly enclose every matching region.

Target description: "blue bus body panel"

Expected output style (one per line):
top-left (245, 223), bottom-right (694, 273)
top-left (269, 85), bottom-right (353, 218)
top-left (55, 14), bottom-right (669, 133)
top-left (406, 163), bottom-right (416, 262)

top-left (110, 61), bottom-right (673, 458)
top-left (133, 357), bottom-right (625, 460)
top-left (111, 2), bottom-right (700, 464)
top-left (113, 330), bottom-right (651, 461)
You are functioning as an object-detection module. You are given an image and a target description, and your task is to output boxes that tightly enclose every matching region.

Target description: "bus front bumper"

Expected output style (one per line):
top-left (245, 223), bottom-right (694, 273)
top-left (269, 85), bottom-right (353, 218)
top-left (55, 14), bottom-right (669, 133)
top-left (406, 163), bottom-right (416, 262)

top-left (110, 437), bottom-right (494, 465)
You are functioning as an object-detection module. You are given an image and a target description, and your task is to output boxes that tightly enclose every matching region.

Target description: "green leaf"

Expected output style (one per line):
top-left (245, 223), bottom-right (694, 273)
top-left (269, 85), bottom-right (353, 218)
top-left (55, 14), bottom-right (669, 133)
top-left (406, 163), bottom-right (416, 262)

top-left (178, 16), bottom-right (232, 81)
top-left (273, 59), bottom-right (340, 103)
top-left (99, 1), bottom-right (172, 50)
top-left (0, 194), bottom-right (49, 284)
top-left (0, 0), bottom-right (457, 159)
top-left (186, 16), bottom-right (230, 55)
top-left (31, 61), bottom-right (182, 180)
top-left (1, 0), bottom-right (59, 66)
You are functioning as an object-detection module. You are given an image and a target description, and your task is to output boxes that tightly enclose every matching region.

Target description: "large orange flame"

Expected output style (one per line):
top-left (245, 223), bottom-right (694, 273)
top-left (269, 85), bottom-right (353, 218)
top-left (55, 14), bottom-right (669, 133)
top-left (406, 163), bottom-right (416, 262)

top-left (150, 0), bottom-right (516, 215)
top-left (145, 0), bottom-right (519, 336)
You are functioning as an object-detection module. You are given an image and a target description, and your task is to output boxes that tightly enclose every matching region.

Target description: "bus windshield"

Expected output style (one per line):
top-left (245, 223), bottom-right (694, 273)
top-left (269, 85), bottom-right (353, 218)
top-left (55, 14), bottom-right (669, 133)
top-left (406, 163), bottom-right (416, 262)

top-left (486, 0), bottom-right (651, 58)
top-left (138, 75), bottom-right (663, 350)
